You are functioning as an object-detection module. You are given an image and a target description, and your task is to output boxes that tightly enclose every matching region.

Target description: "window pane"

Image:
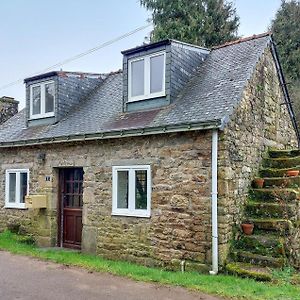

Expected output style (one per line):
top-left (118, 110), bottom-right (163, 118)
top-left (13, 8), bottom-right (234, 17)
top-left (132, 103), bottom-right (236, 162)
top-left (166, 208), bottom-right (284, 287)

top-left (117, 171), bottom-right (128, 209)
top-left (131, 59), bottom-right (144, 97)
top-left (32, 86), bottom-right (41, 115)
top-left (135, 170), bottom-right (147, 210)
top-left (150, 54), bottom-right (164, 94)
top-left (45, 83), bottom-right (55, 113)
top-left (8, 173), bottom-right (16, 203)
top-left (20, 173), bottom-right (28, 204)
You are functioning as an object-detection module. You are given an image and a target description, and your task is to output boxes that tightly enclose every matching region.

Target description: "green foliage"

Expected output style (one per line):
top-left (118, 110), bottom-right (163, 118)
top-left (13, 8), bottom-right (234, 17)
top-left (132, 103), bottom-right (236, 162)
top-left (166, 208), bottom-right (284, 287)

top-left (271, 0), bottom-right (300, 127)
top-left (1, 230), bottom-right (300, 300)
top-left (271, 0), bottom-right (300, 82)
top-left (140, 0), bottom-right (239, 47)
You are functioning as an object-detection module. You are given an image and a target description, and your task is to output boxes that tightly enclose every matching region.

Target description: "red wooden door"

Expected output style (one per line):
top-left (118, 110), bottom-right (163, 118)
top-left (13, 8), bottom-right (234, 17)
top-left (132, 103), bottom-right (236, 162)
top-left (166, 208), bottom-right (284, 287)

top-left (61, 168), bottom-right (83, 249)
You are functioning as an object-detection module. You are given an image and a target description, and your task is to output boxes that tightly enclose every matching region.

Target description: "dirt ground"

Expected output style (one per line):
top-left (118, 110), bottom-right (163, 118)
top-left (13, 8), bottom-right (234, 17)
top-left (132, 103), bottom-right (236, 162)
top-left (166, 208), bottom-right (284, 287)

top-left (0, 251), bottom-right (223, 300)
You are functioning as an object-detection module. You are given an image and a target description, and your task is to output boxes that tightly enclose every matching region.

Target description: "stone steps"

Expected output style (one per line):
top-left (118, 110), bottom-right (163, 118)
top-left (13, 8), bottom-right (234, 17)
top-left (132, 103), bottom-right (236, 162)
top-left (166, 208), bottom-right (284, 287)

top-left (260, 166), bottom-right (300, 178)
top-left (263, 176), bottom-right (300, 188)
top-left (233, 234), bottom-right (284, 257)
top-left (229, 148), bottom-right (300, 281)
top-left (225, 262), bottom-right (272, 281)
top-left (245, 201), bottom-right (295, 219)
top-left (250, 188), bottom-right (299, 203)
top-left (269, 149), bottom-right (300, 158)
top-left (263, 156), bottom-right (300, 169)
top-left (250, 218), bottom-right (292, 232)
top-left (232, 250), bottom-right (284, 268)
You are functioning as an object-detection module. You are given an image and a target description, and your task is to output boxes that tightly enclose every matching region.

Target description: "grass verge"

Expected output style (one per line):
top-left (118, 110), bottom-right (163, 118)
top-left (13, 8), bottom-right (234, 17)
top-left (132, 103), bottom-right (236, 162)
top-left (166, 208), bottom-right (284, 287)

top-left (0, 230), bottom-right (299, 300)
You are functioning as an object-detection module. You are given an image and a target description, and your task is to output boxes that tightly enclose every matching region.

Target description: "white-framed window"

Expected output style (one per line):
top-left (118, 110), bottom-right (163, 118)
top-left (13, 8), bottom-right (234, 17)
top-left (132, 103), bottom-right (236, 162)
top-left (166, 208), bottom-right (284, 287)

top-left (128, 52), bottom-right (166, 102)
top-left (5, 169), bottom-right (29, 209)
top-left (112, 165), bottom-right (151, 217)
top-left (30, 80), bottom-right (55, 119)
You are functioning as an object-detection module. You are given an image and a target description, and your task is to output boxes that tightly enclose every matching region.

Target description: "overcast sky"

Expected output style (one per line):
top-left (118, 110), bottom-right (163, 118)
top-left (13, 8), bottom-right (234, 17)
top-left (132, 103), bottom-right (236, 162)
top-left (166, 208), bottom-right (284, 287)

top-left (0, 0), bottom-right (281, 108)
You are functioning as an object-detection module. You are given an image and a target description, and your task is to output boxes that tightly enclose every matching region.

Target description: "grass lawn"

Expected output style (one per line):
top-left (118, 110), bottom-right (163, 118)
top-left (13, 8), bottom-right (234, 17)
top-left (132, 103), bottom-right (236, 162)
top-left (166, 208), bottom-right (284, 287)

top-left (0, 231), bottom-right (299, 300)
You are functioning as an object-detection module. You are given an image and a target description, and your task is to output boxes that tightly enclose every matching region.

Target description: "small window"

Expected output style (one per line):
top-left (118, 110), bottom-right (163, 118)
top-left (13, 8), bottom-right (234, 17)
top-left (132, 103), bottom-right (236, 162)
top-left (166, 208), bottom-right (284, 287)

top-left (128, 52), bottom-right (165, 102)
top-left (30, 81), bottom-right (55, 119)
top-left (5, 169), bottom-right (29, 209)
top-left (112, 165), bottom-right (151, 217)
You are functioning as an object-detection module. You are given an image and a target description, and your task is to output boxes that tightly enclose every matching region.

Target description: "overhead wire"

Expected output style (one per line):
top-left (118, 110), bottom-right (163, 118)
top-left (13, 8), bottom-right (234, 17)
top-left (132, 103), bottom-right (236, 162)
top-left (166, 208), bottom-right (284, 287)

top-left (0, 23), bottom-right (152, 91)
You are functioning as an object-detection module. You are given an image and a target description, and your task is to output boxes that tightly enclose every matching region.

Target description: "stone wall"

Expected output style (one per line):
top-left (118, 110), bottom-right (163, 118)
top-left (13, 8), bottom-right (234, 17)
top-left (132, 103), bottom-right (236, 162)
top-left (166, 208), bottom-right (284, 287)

top-left (217, 46), bottom-right (298, 262)
top-left (0, 97), bottom-right (18, 125)
top-left (0, 131), bottom-right (213, 271)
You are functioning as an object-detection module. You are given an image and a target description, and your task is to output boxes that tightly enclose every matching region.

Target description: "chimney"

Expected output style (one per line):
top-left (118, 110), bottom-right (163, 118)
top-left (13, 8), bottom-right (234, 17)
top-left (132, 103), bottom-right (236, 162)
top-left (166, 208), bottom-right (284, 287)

top-left (0, 96), bottom-right (19, 125)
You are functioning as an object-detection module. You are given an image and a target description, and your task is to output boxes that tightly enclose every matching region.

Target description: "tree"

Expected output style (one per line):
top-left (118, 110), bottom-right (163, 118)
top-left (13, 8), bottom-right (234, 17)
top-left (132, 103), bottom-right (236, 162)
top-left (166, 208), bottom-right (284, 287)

top-left (140, 0), bottom-right (239, 47)
top-left (271, 0), bottom-right (300, 82)
top-left (271, 1), bottom-right (300, 126)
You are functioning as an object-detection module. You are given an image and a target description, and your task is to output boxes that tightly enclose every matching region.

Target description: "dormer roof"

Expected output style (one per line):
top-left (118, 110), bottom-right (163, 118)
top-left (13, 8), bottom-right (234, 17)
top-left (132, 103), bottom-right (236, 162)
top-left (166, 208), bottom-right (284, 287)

top-left (0, 33), bottom-right (296, 147)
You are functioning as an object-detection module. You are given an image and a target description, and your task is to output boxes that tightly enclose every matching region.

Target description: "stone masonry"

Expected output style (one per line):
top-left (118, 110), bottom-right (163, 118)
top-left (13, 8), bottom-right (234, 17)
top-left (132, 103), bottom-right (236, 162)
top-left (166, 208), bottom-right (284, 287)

top-left (0, 131), bottom-right (212, 272)
top-left (0, 44), bottom-right (298, 272)
top-left (217, 46), bottom-right (297, 263)
top-left (0, 97), bottom-right (18, 125)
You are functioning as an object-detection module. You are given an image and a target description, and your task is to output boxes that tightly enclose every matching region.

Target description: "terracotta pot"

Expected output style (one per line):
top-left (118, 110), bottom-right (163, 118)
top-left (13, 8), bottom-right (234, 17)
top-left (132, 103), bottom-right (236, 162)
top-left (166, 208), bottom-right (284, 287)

top-left (253, 178), bottom-right (264, 188)
top-left (241, 223), bottom-right (254, 235)
top-left (286, 170), bottom-right (299, 177)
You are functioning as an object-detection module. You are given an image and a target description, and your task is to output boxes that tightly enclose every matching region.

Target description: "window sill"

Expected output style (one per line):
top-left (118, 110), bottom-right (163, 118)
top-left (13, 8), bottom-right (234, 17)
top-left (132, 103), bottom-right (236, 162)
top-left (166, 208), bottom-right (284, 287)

top-left (111, 211), bottom-right (150, 218)
top-left (4, 205), bottom-right (27, 210)
top-left (128, 92), bottom-right (166, 103)
top-left (29, 113), bottom-right (55, 120)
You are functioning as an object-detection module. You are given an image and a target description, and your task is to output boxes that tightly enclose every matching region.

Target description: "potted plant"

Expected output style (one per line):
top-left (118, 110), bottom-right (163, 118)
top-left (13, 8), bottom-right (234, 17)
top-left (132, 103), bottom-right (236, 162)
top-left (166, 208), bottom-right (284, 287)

top-left (241, 220), bottom-right (254, 235)
top-left (286, 170), bottom-right (299, 177)
top-left (253, 178), bottom-right (264, 188)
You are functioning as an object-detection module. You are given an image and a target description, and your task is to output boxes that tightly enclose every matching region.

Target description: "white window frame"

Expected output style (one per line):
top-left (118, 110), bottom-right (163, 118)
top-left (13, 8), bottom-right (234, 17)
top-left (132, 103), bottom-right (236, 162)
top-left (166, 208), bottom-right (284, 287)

top-left (5, 169), bottom-right (29, 209)
top-left (29, 80), bottom-right (55, 119)
top-left (128, 52), bottom-right (166, 102)
top-left (112, 165), bottom-right (151, 217)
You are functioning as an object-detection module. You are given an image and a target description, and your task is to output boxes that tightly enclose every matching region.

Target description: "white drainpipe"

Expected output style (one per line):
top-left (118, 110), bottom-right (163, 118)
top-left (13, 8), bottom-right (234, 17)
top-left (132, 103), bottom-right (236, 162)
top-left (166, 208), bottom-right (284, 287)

top-left (209, 129), bottom-right (218, 275)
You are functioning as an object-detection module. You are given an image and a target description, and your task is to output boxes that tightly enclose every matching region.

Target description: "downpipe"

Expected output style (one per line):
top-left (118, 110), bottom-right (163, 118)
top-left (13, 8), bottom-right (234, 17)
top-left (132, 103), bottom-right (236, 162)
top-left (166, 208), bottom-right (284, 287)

top-left (209, 130), bottom-right (218, 275)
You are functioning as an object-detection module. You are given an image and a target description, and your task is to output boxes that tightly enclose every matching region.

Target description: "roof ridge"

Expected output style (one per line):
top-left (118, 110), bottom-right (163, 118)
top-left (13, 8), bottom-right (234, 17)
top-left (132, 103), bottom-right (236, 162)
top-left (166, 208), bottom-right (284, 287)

top-left (212, 32), bottom-right (271, 50)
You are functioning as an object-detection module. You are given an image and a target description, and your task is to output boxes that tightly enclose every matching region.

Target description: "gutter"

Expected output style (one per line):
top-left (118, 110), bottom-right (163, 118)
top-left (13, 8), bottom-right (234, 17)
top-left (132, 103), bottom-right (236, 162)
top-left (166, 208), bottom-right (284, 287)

top-left (270, 38), bottom-right (300, 147)
top-left (0, 120), bottom-right (221, 148)
top-left (209, 130), bottom-right (219, 275)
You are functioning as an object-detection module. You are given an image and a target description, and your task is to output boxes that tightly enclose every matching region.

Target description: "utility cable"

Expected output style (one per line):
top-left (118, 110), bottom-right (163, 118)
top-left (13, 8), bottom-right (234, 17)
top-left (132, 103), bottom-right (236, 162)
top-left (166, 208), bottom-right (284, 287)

top-left (0, 23), bottom-right (152, 91)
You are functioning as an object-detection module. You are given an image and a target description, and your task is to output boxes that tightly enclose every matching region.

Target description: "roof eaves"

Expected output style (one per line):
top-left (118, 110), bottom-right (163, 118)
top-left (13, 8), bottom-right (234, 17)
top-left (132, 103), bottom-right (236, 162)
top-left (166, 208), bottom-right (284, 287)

top-left (0, 120), bottom-right (222, 148)
top-left (121, 39), bottom-right (171, 55)
top-left (24, 71), bottom-right (58, 83)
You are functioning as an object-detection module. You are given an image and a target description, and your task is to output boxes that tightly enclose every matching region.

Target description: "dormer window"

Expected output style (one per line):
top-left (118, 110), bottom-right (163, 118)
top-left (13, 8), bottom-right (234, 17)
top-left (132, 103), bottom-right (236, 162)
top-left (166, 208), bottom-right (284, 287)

top-left (128, 52), bottom-right (166, 102)
top-left (30, 81), bottom-right (55, 119)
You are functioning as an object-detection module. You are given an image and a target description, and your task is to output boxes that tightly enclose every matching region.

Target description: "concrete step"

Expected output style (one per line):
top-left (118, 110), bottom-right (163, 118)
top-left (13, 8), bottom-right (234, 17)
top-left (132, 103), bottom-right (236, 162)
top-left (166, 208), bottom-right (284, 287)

top-left (250, 188), bottom-right (299, 203)
top-left (245, 201), bottom-right (296, 219)
top-left (263, 156), bottom-right (300, 169)
top-left (234, 234), bottom-right (284, 257)
top-left (269, 149), bottom-right (300, 158)
top-left (260, 166), bottom-right (300, 178)
top-left (225, 262), bottom-right (272, 281)
top-left (232, 250), bottom-right (284, 268)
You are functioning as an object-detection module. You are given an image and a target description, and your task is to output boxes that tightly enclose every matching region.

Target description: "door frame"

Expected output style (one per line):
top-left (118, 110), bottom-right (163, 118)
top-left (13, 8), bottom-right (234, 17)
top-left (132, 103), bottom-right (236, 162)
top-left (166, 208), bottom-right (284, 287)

top-left (57, 168), bottom-right (83, 248)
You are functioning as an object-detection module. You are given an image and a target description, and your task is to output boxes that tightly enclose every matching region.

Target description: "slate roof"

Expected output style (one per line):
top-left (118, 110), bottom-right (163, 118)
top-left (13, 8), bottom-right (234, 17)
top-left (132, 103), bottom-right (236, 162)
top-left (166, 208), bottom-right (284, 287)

top-left (0, 33), bottom-right (290, 146)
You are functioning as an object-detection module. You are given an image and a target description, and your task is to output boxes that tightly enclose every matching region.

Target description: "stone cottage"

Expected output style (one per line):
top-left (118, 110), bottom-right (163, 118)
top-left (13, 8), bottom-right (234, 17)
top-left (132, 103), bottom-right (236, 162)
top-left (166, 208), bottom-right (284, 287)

top-left (0, 33), bottom-right (298, 273)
